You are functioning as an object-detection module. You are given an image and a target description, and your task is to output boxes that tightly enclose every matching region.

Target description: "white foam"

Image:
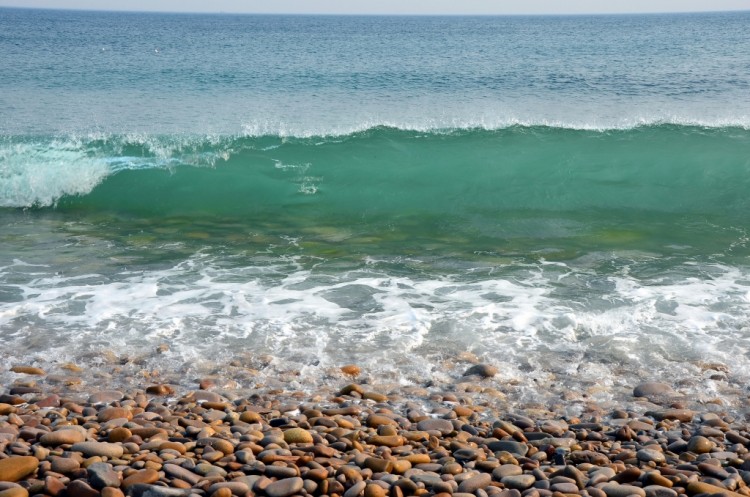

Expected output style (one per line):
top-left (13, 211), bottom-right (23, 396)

top-left (0, 139), bottom-right (111, 208)
top-left (3, 251), bottom-right (750, 410)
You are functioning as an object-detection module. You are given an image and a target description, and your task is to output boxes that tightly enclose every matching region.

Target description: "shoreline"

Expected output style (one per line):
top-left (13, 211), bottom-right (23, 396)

top-left (2, 364), bottom-right (750, 497)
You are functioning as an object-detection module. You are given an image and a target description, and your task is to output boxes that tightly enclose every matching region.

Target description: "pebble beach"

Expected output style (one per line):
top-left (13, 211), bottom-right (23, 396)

top-left (2, 363), bottom-right (750, 497)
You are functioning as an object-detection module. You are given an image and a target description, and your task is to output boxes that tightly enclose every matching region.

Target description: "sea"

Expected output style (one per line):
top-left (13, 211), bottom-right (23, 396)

top-left (2, 8), bottom-right (750, 412)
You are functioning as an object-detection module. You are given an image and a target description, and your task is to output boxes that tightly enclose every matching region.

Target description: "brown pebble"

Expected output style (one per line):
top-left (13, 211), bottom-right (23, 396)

top-left (101, 488), bottom-right (126, 497)
top-left (145, 384), bottom-right (174, 395)
top-left (97, 407), bottom-right (132, 422)
top-left (66, 480), bottom-right (99, 497)
top-left (341, 365), bottom-right (361, 376)
top-left (40, 429), bottom-right (85, 446)
top-left (108, 427), bottom-right (132, 443)
top-left (122, 468), bottom-right (160, 488)
top-left (9, 366), bottom-right (45, 375)
top-left (0, 487), bottom-right (29, 497)
top-left (44, 476), bottom-right (66, 497)
top-left (240, 411), bottom-right (262, 423)
top-left (365, 484), bottom-right (388, 497)
top-left (0, 456), bottom-right (39, 482)
top-left (283, 428), bottom-right (314, 444)
top-left (212, 488), bottom-right (233, 497)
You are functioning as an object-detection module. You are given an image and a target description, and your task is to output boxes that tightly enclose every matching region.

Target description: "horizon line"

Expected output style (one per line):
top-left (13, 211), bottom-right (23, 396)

top-left (1, 5), bottom-right (749, 17)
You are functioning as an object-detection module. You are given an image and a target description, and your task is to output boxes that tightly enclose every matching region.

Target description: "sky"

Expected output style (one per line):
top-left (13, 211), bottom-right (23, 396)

top-left (0, 0), bottom-right (748, 15)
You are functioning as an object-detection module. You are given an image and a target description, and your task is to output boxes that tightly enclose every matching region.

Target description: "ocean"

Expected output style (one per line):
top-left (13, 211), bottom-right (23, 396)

top-left (2, 8), bottom-right (750, 412)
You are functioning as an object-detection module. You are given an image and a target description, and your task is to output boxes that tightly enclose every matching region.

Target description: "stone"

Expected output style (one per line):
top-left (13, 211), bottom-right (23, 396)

top-left (367, 435), bottom-right (404, 447)
top-left (88, 390), bottom-right (124, 404)
top-left (0, 487), bottom-right (29, 497)
top-left (643, 486), bottom-right (678, 497)
top-left (71, 441), bottom-right (125, 458)
top-left (488, 440), bottom-right (528, 456)
top-left (637, 449), bottom-right (666, 464)
top-left (0, 456), bottom-right (38, 482)
top-left (463, 364), bottom-right (498, 378)
top-left (128, 484), bottom-right (191, 497)
top-left (207, 482), bottom-right (250, 496)
top-left (687, 435), bottom-right (714, 454)
top-left (88, 462), bottom-right (121, 489)
top-left (146, 384), bottom-right (174, 395)
top-left (66, 480), bottom-right (99, 497)
top-left (197, 437), bottom-right (234, 455)
top-left (602, 484), bottom-right (646, 497)
top-left (283, 428), bottom-right (313, 444)
top-left (502, 475), bottom-right (536, 490)
top-left (211, 488), bottom-right (233, 497)
top-left (265, 477), bottom-right (304, 497)
top-left (122, 469), bottom-right (159, 488)
top-left (458, 473), bottom-right (492, 493)
top-left (646, 409), bottom-right (695, 422)
top-left (44, 476), bottom-right (65, 497)
top-left (633, 382), bottom-right (673, 398)
top-left (341, 365), bottom-right (361, 376)
top-left (367, 414), bottom-right (398, 428)
top-left (108, 427), bottom-right (132, 443)
top-left (493, 465), bottom-right (523, 480)
top-left (163, 464), bottom-right (201, 485)
top-left (417, 418), bottom-right (454, 434)
top-left (102, 488), bottom-right (126, 497)
top-left (98, 407), bottom-right (132, 422)
top-left (50, 457), bottom-right (80, 474)
top-left (364, 483), bottom-right (388, 497)
top-left (686, 482), bottom-right (742, 497)
top-left (9, 366), bottom-right (44, 375)
top-left (40, 429), bottom-right (86, 446)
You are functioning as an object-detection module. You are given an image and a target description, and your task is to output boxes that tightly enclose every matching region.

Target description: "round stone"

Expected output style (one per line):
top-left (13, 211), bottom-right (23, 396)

top-left (265, 477), bottom-right (304, 497)
top-left (417, 418), bottom-right (454, 435)
top-left (602, 483), bottom-right (646, 497)
top-left (457, 473), bottom-right (492, 494)
top-left (637, 449), bottom-right (666, 464)
top-left (0, 456), bottom-right (38, 482)
top-left (687, 436), bottom-right (714, 454)
top-left (122, 469), bottom-right (160, 488)
top-left (341, 365), bottom-right (361, 376)
top-left (463, 364), bottom-right (498, 378)
top-left (632, 382), bottom-right (673, 398)
top-left (283, 428), bottom-right (313, 444)
top-left (40, 429), bottom-right (85, 446)
top-left (501, 475), bottom-right (536, 490)
top-left (364, 484), bottom-right (387, 497)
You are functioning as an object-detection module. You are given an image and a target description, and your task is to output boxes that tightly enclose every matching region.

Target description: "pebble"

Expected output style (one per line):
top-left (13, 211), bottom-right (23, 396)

top-left (265, 477), bottom-right (304, 497)
top-left (502, 475), bottom-right (536, 490)
top-left (283, 427), bottom-right (313, 444)
top-left (633, 382), bottom-right (673, 399)
top-left (87, 462), bottom-right (121, 489)
top-left (463, 364), bottom-right (498, 378)
top-left (602, 483), bottom-right (647, 497)
top-left (458, 473), bottom-right (492, 493)
top-left (0, 457), bottom-right (38, 482)
top-left (417, 418), bottom-right (455, 434)
top-left (40, 430), bottom-right (86, 446)
top-left (9, 366), bottom-right (45, 375)
top-left (637, 449), bottom-right (666, 464)
top-left (341, 365), bottom-right (361, 376)
top-left (687, 435), bottom-right (714, 454)
top-left (71, 442), bottom-right (125, 458)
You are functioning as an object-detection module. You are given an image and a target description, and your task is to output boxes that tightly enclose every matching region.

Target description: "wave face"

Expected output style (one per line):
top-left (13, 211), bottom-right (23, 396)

top-left (3, 126), bottom-right (750, 254)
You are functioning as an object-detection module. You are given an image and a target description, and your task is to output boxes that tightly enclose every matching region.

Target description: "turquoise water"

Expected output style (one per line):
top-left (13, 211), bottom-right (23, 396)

top-left (2, 8), bottom-right (750, 410)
